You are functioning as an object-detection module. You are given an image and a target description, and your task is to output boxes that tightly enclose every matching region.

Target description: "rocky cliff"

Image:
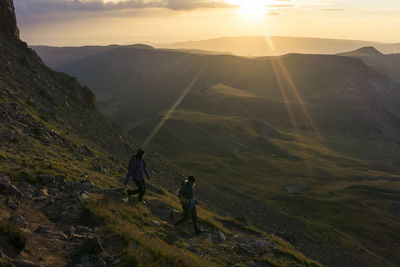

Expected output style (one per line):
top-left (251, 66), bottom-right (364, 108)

top-left (0, 0), bottom-right (19, 38)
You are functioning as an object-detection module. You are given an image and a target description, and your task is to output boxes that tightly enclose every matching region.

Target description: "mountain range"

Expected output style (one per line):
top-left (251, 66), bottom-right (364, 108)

top-left (338, 46), bottom-right (400, 82)
top-left (32, 42), bottom-right (400, 266)
top-left (156, 36), bottom-right (400, 57)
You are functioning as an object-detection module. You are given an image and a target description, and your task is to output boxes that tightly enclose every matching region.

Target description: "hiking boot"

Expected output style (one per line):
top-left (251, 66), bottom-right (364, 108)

top-left (136, 199), bottom-right (146, 206)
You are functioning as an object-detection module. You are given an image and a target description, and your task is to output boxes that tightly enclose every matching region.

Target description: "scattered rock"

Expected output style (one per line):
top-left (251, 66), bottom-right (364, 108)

top-left (247, 261), bottom-right (257, 267)
top-left (79, 192), bottom-right (90, 201)
top-left (35, 225), bottom-right (68, 240)
top-left (169, 209), bottom-right (181, 223)
top-left (0, 177), bottom-right (23, 198)
top-left (12, 259), bottom-right (43, 267)
top-left (218, 230), bottom-right (226, 242)
top-left (80, 236), bottom-right (105, 254)
top-left (75, 226), bottom-right (94, 236)
top-left (46, 187), bottom-right (59, 196)
top-left (152, 220), bottom-right (160, 227)
top-left (234, 239), bottom-right (273, 255)
top-left (6, 198), bottom-right (18, 210)
top-left (9, 214), bottom-right (26, 228)
top-left (33, 196), bottom-right (47, 202)
top-left (187, 239), bottom-right (197, 246)
top-left (285, 184), bottom-right (308, 194)
top-left (15, 181), bottom-right (34, 195)
top-left (36, 187), bottom-right (49, 197)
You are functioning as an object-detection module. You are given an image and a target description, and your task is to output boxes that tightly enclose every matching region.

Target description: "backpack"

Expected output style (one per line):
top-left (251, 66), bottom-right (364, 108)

top-left (178, 180), bottom-right (191, 204)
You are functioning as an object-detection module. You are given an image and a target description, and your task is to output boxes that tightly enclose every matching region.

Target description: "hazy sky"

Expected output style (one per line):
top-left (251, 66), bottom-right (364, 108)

top-left (15, 0), bottom-right (400, 46)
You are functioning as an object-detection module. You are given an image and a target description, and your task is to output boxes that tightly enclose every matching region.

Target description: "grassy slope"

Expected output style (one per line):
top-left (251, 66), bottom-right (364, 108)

top-left (0, 38), bottom-right (319, 266)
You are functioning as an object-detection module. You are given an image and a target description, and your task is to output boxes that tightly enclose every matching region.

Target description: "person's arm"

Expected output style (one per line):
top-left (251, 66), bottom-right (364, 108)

top-left (143, 160), bottom-right (150, 179)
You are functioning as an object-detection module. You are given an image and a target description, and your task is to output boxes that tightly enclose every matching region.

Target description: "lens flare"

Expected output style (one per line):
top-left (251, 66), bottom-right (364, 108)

top-left (225, 0), bottom-right (268, 19)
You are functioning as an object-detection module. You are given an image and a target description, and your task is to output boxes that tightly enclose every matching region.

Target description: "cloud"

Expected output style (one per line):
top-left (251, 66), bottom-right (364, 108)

top-left (15, 0), bottom-right (231, 15)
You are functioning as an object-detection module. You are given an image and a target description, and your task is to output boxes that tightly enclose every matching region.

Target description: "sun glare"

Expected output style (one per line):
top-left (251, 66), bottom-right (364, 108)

top-left (225, 0), bottom-right (268, 19)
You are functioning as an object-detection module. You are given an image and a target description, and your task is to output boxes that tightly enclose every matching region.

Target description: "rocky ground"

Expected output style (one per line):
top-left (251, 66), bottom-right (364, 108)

top-left (0, 172), bottom-right (320, 267)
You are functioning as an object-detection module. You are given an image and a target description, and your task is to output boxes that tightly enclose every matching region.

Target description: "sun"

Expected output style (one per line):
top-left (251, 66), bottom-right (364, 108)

top-left (225, 0), bottom-right (268, 19)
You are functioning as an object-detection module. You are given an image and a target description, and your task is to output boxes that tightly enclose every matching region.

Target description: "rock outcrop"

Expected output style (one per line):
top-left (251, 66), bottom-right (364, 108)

top-left (0, 0), bottom-right (19, 38)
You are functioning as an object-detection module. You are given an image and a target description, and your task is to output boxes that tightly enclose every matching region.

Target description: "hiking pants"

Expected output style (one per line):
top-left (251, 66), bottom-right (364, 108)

top-left (174, 206), bottom-right (199, 231)
top-left (127, 179), bottom-right (146, 201)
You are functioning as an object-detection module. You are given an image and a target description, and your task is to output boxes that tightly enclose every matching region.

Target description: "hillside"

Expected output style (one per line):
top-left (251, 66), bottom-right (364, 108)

top-left (0, 1), bottom-right (321, 266)
top-left (157, 36), bottom-right (400, 56)
top-left (339, 47), bottom-right (400, 82)
top-left (32, 43), bottom-right (400, 266)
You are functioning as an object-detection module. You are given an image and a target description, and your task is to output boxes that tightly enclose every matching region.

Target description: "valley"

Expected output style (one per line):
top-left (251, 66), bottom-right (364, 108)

top-left (33, 43), bottom-right (400, 266)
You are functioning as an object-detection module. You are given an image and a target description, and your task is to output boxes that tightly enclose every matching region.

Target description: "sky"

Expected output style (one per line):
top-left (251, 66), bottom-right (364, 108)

top-left (14, 0), bottom-right (400, 46)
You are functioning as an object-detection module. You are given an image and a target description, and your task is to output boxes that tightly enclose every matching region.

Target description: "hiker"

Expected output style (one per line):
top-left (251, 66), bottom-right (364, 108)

top-left (124, 149), bottom-right (150, 204)
top-left (174, 175), bottom-right (204, 235)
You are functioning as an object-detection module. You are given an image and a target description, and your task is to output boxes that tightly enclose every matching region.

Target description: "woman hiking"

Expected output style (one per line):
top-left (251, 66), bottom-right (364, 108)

top-left (124, 149), bottom-right (151, 204)
top-left (174, 175), bottom-right (205, 235)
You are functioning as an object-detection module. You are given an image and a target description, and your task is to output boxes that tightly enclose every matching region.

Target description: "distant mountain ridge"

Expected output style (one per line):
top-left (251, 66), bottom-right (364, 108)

top-left (157, 36), bottom-right (400, 56)
top-left (339, 46), bottom-right (400, 82)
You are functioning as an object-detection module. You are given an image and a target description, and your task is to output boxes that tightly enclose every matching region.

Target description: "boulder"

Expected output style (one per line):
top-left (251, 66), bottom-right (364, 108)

top-left (75, 226), bottom-right (94, 236)
top-left (6, 198), bottom-right (18, 210)
top-left (35, 225), bottom-right (68, 240)
top-left (15, 182), bottom-right (34, 195)
top-left (7, 185), bottom-right (23, 199)
top-left (0, 177), bottom-right (23, 198)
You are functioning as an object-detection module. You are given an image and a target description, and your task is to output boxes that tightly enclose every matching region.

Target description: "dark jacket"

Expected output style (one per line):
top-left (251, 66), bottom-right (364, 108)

top-left (179, 181), bottom-right (197, 209)
top-left (124, 156), bottom-right (150, 184)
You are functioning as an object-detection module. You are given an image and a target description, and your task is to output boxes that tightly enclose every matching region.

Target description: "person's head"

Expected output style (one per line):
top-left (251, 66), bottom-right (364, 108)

top-left (136, 149), bottom-right (145, 159)
top-left (187, 175), bottom-right (196, 184)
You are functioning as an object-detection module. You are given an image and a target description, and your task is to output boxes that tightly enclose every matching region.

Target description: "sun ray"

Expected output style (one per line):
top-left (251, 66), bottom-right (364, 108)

top-left (143, 68), bottom-right (205, 147)
top-left (270, 56), bottom-right (314, 177)
top-left (274, 57), bottom-right (324, 143)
